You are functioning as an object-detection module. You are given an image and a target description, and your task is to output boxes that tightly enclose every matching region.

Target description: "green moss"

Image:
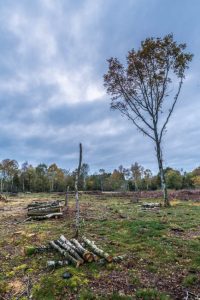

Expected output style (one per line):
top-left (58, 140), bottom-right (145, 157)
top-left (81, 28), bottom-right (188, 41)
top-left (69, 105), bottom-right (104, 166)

top-left (107, 293), bottom-right (133, 300)
top-left (130, 220), bottom-right (167, 239)
top-left (32, 267), bottom-right (88, 299)
top-left (136, 288), bottom-right (171, 299)
top-left (14, 264), bottom-right (27, 271)
top-left (0, 280), bottom-right (9, 294)
top-left (131, 275), bottom-right (141, 285)
top-left (6, 270), bottom-right (15, 278)
top-left (25, 246), bottom-right (37, 256)
top-left (79, 289), bottom-right (96, 300)
top-left (183, 274), bottom-right (199, 287)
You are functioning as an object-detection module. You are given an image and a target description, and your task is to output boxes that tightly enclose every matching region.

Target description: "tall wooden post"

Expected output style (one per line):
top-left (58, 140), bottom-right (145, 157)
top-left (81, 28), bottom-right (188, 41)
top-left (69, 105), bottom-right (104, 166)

top-left (65, 186), bottom-right (69, 210)
top-left (75, 143), bottom-right (82, 237)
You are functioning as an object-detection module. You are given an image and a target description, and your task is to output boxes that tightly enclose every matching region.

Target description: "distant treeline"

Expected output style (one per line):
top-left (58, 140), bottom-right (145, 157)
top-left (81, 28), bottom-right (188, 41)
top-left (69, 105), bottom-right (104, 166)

top-left (0, 159), bottom-right (199, 193)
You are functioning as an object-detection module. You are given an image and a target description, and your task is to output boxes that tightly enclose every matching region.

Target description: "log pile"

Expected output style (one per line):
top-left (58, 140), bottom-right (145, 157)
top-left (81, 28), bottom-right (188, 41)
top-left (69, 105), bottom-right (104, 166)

top-left (0, 194), bottom-right (7, 202)
top-left (141, 202), bottom-right (161, 210)
top-left (26, 200), bottom-right (63, 220)
top-left (47, 235), bottom-right (125, 268)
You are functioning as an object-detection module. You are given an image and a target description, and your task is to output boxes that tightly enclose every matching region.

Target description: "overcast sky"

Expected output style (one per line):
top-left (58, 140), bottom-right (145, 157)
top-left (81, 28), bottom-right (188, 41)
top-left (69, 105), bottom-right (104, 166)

top-left (0, 0), bottom-right (199, 173)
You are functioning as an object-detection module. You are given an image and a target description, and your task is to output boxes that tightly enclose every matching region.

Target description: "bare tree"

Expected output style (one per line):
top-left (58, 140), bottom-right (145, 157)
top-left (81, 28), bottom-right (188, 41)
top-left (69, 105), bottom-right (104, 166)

top-left (99, 168), bottom-right (105, 191)
top-left (81, 163), bottom-right (90, 190)
top-left (75, 143), bottom-right (82, 237)
top-left (144, 169), bottom-right (153, 190)
top-left (104, 34), bottom-right (193, 206)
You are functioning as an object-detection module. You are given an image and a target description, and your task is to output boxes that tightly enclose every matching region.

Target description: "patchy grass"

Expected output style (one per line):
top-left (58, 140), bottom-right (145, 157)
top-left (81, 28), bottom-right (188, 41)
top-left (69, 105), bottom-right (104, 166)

top-left (0, 193), bottom-right (200, 299)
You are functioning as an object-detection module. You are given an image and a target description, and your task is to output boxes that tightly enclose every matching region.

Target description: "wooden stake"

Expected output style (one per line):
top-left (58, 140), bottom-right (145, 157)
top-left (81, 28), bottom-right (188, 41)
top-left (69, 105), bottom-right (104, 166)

top-left (75, 143), bottom-right (82, 238)
top-left (65, 186), bottom-right (69, 210)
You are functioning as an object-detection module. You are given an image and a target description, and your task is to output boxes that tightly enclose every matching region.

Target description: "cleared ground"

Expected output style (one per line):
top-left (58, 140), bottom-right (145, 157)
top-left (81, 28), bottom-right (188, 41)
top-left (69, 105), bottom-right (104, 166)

top-left (0, 193), bottom-right (200, 299)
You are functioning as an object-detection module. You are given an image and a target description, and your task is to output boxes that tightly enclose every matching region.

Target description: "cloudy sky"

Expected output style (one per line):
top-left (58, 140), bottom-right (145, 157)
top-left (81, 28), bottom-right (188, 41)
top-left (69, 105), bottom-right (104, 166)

top-left (0, 0), bottom-right (199, 173)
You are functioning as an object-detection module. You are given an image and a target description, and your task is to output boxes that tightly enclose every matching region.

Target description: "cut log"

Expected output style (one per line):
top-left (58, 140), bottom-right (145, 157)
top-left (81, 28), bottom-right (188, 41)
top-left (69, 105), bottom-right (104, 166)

top-left (27, 208), bottom-right (61, 216)
top-left (49, 241), bottom-right (80, 267)
top-left (70, 238), bottom-right (94, 262)
top-left (47, 260), bottom-right (69, 268)
top-left (55, 240), bottom-right (84, 265)
top-left (82, 236), bottom-right (112, 262)
top-left (25, 245), bottom-right (52, 255)
top-left (27, 201), bottom-right (49, 208)
top-left (31, 213), bottom-right (63, 220)
top-left (27, 201), bottom-right (60, 209)
top-left (113, 254), bottom-right (127, 262)
top-left (98, 254), bottom-right (127, 265)
top-left (59, 235), bottom-right (93, 260)
top-left (142, 202), bottom-right (161, 209)
top-left (59, 235), bottom-right (78, 251)
top-left (28, 204), bottom-right (62, 211)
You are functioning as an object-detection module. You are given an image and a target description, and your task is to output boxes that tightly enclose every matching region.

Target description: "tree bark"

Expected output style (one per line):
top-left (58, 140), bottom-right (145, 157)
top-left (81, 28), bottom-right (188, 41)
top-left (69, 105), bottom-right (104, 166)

top-left (75, 143), bottom-right (82, 238)
top-left (155, 141), bottom-right (169, 207)
top-left (47, 260), bottom-right (69, 268)
top-left (0, 179), bottom-right (3, 193)
top-left (31, 213), bottom-right (63, 220)
top-left (27, 208), bottom-right (61, 216)
top-left (55, 240), bottom-right (84, 264)
top-left (27, 201), bottom-right (60, 209)
top-left (65, 186), bottom-right (69, 209)
top-left (70, 238), bottom-right (94, 262)
top-left (99, 255), bottom-right (127, 264)
top-left (83, 236), bottom-right (112, 262)
top-left (49, 241), bottom-right (80, 267)
top-left (153, 123), bottom-right (170, 207)
top-left (22, 177), bottom-right (25, 193)
top-left (28, 205), bottom-right (61, 211)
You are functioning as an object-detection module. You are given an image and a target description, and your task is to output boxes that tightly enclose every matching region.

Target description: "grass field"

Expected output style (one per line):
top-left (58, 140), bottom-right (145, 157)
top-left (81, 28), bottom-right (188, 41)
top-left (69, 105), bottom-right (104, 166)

top-left (0, 193), bottom-right (200, 299)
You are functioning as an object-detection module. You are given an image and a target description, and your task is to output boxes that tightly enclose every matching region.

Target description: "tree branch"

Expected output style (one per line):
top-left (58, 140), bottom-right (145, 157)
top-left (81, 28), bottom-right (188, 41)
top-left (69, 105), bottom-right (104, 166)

top-left (159, 78), bottom-right (183, 143)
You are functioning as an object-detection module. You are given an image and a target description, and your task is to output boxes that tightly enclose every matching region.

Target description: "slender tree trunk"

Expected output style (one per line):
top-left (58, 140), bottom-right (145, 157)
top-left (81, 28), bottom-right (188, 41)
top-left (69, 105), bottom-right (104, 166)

top-left (100, 179), bottom-right (103, 191)
top-left (155, 141), bottom-right (169, 207)
top-left (75, 143), bottom-right (82, 238)
top-left (1, 179), bottom-right (2, 193)
top-left (83, 176), bottom-right (86, 191)
top-left (11, 177), bottom-right (13, 192)
top-left (51, 178), bottom-right (54, 192)
top-left (134, 180), bottom-right (138, 191)
top-left (65, 186), bottom-right (69, 210)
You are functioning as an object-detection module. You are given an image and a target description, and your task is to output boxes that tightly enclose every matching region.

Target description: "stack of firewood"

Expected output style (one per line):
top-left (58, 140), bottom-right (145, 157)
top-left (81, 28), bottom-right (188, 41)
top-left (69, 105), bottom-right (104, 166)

top-left (49, 235), bottom-right (124, 267)
top-left (0, 194), bottom-right (7, 202)
top-left (27, 200), bottom-right (63, 220)
top-left (141, 202), bottom-right (161, 210)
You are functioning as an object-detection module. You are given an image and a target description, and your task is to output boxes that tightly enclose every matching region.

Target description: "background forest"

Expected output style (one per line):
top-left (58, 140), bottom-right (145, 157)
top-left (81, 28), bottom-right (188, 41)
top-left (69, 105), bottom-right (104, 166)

top-left (1, 159), bottom-right (200, 193)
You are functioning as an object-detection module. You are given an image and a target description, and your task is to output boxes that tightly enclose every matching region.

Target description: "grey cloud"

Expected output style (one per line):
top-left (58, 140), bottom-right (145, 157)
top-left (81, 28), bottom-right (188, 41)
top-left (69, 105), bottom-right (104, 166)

top-left (0, 0), bottom-right (199, 173)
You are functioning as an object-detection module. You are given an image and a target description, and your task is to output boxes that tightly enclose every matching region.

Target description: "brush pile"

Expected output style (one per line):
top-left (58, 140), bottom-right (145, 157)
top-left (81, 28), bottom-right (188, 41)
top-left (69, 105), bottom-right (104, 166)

top-left (48, 235), bottom-right (125, 267)
top-left (26, 200), bottom-right (63, 220)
